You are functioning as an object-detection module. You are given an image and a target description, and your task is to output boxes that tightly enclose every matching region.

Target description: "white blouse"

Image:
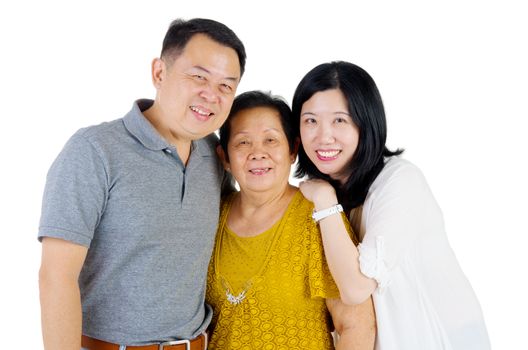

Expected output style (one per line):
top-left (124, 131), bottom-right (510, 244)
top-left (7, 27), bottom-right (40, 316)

top-left (354, 157), bottom-right (490, 350)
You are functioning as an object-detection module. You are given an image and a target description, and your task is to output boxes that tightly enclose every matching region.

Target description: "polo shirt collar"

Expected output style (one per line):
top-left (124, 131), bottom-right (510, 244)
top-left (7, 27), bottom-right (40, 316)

top-left (123, 99), bottom-right (216, 157)
top-left (123, 99), bottom-right (168, 151)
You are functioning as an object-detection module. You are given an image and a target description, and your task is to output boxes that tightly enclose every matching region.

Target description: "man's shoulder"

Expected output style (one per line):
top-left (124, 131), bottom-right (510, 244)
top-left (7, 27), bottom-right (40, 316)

top-left (194, 133), bottom-right (220, 157)
top-left (75, 118), bottom-right (125, 142)
top-left (200, 133), bottom-right (220, 148)
top-left (71, 100), bottom-right (142, 144)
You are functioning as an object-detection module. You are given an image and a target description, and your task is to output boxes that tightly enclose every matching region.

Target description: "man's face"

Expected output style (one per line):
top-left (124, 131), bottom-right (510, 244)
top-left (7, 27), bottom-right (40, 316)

top-left (152, 34), bottom-right (241, 141)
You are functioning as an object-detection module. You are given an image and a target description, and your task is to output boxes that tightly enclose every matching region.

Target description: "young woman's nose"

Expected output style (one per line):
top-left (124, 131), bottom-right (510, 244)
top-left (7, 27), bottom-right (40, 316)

top-left (318, 122), bottom-right (335, 144)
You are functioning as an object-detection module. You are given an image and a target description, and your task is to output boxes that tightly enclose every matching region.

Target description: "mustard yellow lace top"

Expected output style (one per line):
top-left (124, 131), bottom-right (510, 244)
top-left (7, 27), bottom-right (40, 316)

top-left (206, 191), bottom-right (351, 349)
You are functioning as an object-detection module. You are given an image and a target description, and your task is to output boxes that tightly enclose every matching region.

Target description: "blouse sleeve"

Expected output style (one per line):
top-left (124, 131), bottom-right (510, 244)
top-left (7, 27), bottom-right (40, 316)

top-left (358, 159), bottom-right (444, 293)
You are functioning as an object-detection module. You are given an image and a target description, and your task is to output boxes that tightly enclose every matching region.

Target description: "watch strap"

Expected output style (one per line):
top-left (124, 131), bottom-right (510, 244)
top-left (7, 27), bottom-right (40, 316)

top-left (312, 204), bottom-right (344, 222)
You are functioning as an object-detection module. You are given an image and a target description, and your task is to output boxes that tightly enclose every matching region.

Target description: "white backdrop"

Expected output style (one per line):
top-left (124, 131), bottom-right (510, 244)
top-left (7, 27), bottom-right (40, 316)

top-left (1, 0), bottom-right (526, 348)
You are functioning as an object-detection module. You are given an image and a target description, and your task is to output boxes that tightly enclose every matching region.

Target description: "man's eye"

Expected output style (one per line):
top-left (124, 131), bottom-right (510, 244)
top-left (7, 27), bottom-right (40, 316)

top-left (220, 84), bottom-right (234, 93)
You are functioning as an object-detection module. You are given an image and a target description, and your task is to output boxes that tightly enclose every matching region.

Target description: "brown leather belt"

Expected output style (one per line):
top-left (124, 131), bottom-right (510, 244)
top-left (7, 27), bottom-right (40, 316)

top-left (81, 332), bottom-right (207, 350)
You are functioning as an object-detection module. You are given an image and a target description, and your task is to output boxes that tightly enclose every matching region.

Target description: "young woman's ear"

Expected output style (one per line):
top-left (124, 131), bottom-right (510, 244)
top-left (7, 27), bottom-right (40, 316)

top-left (216, 144), bottom-right (231, 171)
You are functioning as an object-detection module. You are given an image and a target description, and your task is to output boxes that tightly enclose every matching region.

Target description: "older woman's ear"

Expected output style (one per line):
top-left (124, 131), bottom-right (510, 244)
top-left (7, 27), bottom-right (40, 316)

top-left (216, 144), bottom-right (231, 171)
top-left (290, 137), bottom-right (301, 163)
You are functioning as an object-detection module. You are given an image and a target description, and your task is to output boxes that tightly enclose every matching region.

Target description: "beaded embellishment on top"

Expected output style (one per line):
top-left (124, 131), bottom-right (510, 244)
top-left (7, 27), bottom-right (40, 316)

top-left (226, 289), bottom-right (246, 305)
top-left (221, 278), bottom-right (252, 305)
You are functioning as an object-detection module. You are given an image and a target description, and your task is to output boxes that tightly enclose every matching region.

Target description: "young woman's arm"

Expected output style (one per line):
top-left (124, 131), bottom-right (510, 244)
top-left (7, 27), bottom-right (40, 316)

top-left (300, 160), bottom-right (436, 305)
top-left (300, 179), bottom-right (376, 304)
top-left (327, 297), bottom-right (376, 350)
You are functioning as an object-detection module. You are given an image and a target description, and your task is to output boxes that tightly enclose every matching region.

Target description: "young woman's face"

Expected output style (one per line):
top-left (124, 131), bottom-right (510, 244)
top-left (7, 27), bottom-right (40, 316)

top-left (300, 89), bottom-right (359, 184)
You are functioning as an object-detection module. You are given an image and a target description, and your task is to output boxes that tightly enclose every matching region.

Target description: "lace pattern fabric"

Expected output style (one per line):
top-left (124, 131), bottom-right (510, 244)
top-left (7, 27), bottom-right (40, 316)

top-left (206, 191), bottom-right (349, 349)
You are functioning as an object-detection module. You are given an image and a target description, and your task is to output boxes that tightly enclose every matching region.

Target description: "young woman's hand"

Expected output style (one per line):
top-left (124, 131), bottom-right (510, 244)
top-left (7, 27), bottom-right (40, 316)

top-left (299, 179), bottom-right (338, 210)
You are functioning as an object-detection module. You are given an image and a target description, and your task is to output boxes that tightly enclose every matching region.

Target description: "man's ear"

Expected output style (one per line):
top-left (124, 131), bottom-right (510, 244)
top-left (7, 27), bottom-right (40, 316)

top-left (216, 144), bottom-right (231, 171)
top-left (290, 137), bottom-right (301, 163)
top-left (151, 58), bottom-right (166, 89)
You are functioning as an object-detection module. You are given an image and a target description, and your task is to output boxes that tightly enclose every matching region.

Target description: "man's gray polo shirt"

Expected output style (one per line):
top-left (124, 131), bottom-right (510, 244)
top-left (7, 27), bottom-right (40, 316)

top-left (38, 99), bottom-right (224, 344)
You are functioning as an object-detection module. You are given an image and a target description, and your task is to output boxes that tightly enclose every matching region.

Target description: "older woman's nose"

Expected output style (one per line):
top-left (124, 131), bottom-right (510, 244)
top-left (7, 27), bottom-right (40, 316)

top-left (249, 143), bottom-right (268, 160)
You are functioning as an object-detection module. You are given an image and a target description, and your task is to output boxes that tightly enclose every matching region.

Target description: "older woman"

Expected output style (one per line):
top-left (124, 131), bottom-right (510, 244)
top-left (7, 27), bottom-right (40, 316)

top-left (206, 90), bottom-right (375, 349)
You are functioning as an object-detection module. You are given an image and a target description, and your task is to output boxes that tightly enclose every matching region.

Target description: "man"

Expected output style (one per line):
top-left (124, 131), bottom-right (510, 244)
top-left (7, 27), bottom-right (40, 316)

top-left (38, 18), bottom-right (246, 350)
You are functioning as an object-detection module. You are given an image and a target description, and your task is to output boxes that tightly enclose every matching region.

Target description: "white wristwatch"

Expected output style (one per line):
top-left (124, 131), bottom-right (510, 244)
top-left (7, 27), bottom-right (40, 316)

top-left (312, 204), bottom-right (344, 222)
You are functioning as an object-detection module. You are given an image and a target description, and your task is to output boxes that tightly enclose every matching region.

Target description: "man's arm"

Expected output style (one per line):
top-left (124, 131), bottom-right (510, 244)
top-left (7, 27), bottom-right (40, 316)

top-left (327, 297), bottom-right (376, 350)
top-left (39, 237), bottom-right (88, 350)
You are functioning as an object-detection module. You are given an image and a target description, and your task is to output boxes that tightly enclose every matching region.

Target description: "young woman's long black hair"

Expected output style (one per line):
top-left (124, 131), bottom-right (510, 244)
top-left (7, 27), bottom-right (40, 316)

top-left (292, 61), bottom-right (403, 212)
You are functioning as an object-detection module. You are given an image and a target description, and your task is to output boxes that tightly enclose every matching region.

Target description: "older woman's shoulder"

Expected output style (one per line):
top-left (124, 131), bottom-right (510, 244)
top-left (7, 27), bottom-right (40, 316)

top-left (286, 190), bottom-right (317, 224)
top-left (291, 189), bottom-right (313, 212)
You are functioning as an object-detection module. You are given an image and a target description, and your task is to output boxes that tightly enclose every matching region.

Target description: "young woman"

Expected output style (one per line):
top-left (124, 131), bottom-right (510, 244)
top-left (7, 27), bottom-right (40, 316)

top-left (293, 61), bottom-right (491, 349)
top-left (206, 90), bottom-right (376, 349)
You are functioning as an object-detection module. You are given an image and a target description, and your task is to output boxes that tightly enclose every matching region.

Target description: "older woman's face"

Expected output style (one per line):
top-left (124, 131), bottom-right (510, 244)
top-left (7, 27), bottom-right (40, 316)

top-left (223, 106), bottom-right (295, 194)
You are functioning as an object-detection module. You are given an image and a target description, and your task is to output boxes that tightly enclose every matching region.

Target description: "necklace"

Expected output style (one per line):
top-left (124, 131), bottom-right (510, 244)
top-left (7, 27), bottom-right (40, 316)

top-left (226, 289), bottom-right (247, 305)
top-left (217, 192), bottom-right (293, 306)
top-left (221, 278), bottom-right (252, 305)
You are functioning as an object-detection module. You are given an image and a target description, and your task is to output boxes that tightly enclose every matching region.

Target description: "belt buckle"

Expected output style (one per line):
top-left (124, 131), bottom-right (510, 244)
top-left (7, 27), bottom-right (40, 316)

top-left (158, 339), bottom-right (190, 350)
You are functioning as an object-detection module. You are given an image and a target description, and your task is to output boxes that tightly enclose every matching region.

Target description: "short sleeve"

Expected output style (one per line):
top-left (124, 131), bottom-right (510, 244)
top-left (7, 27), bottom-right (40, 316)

top-left (38, 131), bottom-right (108, 247)
top-left (308, 213), bottom-right (356, 300)
top-left (358, 159), bottom-right (443, 293)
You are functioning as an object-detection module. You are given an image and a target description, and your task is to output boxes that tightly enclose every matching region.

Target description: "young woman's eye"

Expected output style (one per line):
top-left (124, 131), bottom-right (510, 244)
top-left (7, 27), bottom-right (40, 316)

top-left (303, 117), bottom-right (316, 124)
top-left (335, 117), bottom-right (348, 123)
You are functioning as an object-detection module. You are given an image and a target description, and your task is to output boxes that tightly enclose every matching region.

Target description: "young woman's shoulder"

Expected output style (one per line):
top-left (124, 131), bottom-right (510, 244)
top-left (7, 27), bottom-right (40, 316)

top-left (382, 156), bottom-right (421, 173)
top-left (369, 157), bottom-right (429, 196)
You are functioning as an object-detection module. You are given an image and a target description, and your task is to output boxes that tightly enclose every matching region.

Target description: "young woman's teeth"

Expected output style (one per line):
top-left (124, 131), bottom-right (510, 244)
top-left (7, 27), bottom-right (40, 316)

top-left (317, 150), bottom-right (340, 157)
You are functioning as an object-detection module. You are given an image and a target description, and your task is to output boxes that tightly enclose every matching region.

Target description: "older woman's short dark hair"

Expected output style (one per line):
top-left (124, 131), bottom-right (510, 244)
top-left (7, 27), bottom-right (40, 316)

top-left (219, 90), bottom-right (296, 159)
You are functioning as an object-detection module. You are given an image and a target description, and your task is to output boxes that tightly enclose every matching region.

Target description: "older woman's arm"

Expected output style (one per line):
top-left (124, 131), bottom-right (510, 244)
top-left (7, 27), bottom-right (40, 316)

top-left (327, 297), bottom-right (376, 350)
